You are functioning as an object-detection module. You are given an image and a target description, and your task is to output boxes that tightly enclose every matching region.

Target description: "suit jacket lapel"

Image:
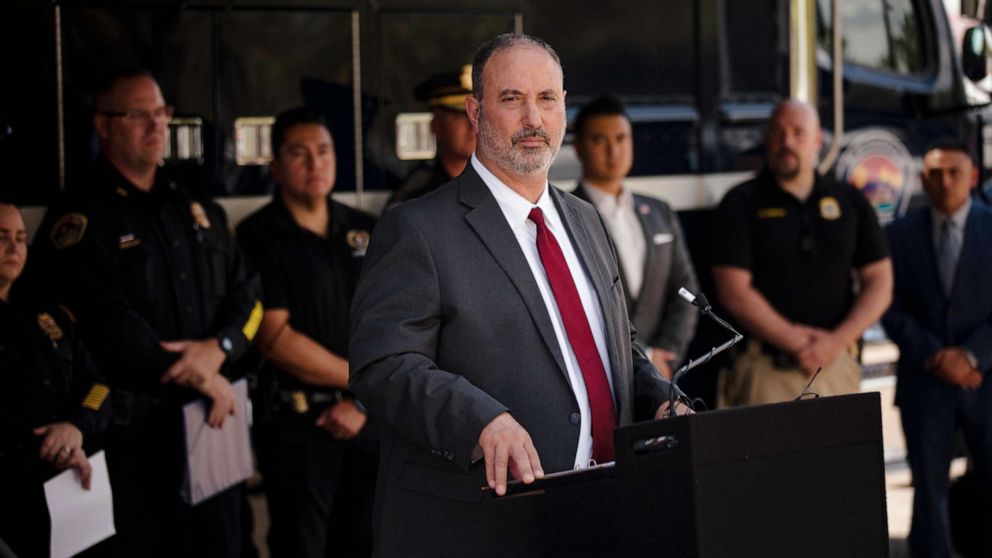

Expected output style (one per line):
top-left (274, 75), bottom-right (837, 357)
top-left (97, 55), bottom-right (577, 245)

top-left (551, 186), bottom-right (627, 406)
top-left (573, 182), bottom-right (635, 309)
top-left (632, 196), bottom-right (664, 327)
top-left (913, 210), bottom-right (945, 300)
top-left (953, 204), bottom-right (983, 299)
top-left (459, 168), bottom-right (568, 376)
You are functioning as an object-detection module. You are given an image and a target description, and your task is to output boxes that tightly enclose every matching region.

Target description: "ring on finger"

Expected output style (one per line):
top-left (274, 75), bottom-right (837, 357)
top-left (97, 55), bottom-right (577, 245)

top-left (61, 446), bottom-right (72, 455)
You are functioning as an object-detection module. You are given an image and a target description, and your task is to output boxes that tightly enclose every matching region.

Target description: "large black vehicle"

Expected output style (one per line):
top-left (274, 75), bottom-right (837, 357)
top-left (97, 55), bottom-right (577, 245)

top-left (3, 0), bottom-right (991, 208)
top-left (2, 0), bottom-right (991, 396)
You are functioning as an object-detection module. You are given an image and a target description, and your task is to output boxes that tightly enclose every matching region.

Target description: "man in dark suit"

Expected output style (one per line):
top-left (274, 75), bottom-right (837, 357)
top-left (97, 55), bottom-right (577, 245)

top-left (882, 141), bottom-right (992, 557)
top-left (350, 33), bottom-right (685, 556)
top-left (571, 96), bottom-right (699, 379)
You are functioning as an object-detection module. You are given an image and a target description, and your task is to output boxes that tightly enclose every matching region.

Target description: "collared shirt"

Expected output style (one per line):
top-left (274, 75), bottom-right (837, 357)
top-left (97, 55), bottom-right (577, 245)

top-left (471, 154), bottom-right (613, 468)
top-left (582, 182), bottom-right (647, 298)
top-left (236, 194), bottom-right (376, 392)
top-left (930, 196), bottom-right (971, 260)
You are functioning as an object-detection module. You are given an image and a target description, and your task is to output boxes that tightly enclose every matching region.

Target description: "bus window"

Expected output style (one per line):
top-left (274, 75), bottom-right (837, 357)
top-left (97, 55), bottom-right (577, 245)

top-left (817, 0), bottom-right (928, 76)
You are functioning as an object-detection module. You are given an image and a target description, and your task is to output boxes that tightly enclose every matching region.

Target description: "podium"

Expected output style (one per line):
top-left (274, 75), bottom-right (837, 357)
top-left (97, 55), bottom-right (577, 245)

top-left (496, 393), bottom-right (888, 557)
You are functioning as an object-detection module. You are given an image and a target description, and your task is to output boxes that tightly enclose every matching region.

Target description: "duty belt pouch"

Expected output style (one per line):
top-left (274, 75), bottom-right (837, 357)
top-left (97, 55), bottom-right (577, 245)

top-left (180, 378), bottom-right (253, 506)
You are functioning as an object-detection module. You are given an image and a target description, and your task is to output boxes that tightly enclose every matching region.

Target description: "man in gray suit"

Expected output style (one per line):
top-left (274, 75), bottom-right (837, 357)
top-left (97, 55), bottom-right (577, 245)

top-left (572, 96), bottom-right (699, 379)
top-left (350, 33), bottom-right (686, 555)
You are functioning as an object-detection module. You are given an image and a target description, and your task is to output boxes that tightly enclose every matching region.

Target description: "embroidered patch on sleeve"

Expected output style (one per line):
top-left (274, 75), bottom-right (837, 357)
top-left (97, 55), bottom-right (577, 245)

top-left (242, 300), bottom-right (264, 341)
top-left (82, 383), bottom-right (110, 411)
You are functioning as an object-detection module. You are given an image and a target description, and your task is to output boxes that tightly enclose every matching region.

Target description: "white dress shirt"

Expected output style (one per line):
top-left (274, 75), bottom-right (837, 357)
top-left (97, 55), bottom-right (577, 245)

top-left (472, 155), bottom-right (614, 468)
top-left (582, 182), bottom-right (646, 299)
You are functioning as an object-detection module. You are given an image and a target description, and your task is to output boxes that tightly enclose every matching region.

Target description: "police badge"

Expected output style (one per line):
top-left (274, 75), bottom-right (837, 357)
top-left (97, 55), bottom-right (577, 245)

top-left (819, 196), bottom-right (841, 221)
top-left (346, 230), bottom-right (370, 257)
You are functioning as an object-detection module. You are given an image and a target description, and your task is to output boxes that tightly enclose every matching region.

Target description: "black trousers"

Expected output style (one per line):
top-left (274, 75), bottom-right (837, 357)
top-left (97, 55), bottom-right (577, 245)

top-left (255, 409), bottom-right (378, 558)
top-left (0, 460), bottom-right (51, 558)
top-left (88, 410), bottom-right (245, 558)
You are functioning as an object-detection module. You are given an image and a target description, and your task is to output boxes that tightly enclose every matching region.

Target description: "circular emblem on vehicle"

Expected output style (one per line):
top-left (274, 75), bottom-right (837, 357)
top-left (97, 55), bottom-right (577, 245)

top-left (834, 129), bottom-right (915, 222)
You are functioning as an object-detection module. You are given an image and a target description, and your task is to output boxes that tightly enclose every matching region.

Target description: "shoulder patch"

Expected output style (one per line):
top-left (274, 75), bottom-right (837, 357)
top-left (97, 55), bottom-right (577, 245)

top-left (82, 383), bottom-right (110, 411)
top-left (50, 213), bottom-right (88, 249)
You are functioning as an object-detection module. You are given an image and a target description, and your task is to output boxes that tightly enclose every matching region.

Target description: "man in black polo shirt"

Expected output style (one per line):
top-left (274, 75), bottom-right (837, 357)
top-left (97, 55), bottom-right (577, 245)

top-left (711, 99), bottom-right (892, 406)
top-left (236, 107), bottom-right (376, 557)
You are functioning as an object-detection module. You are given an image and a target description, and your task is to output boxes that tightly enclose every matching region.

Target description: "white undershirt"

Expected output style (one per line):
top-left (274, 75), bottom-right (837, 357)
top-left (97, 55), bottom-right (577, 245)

top-left (472, 155), bottom-right (614, 469)
top-left (582, 182), bottom-right (646, 298)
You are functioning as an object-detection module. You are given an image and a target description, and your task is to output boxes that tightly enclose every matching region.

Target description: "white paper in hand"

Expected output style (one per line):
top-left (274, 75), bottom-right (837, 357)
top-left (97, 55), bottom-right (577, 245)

top-left (181, 378), bottom-right (253, 506)
top-left (44, 450), bottom-right (115, 558)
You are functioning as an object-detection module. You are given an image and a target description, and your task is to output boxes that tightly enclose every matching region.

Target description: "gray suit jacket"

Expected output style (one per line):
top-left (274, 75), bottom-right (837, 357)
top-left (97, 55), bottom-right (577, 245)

top-left (572, 183), bottom-right (699, 360)
top-left (350, 166), bottom-right (673, 556)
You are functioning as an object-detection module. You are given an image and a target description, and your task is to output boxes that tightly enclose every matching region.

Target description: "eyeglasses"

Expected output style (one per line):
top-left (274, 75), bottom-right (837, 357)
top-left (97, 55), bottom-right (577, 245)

top-left (100, 105), bottom-right (174, 124)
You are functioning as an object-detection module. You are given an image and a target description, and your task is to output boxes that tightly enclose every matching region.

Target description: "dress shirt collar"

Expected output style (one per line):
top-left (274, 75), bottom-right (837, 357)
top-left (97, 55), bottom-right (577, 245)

top-left (931, 196), bottom-right (972, 239)
top-left (582, 181), bottom-right (634, 214)
top-left (471, 153), bottom-right (562, 232)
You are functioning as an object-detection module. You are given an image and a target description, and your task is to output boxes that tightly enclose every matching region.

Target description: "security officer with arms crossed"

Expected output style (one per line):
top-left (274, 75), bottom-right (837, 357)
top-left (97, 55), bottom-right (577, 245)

top-left (32, 68), bottom-right (262, 557)
top-left (0, 201), bottom-right (111, 558)
top-left (237, 107), bottom-right (377, 557)
top-left (711, 98), bottom-right (892, 406)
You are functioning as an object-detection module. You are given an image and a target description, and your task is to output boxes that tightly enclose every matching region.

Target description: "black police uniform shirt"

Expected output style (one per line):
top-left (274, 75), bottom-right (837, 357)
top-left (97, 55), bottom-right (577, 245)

top-left (386, 158), bottom-right (454, 210)
top-left (0, 288), bottom-right (110, 558)
top-left (710, 170), bottom-right (889, 330)
top-left (0, 287), bottom-right (110, 476)
top-left (33, 158), bottom-right (262, 397)
top-left (236, 194), bottom-right (375, 393)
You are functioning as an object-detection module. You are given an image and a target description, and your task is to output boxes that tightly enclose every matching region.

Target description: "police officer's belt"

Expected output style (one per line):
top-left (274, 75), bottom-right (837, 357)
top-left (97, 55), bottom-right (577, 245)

top-left (111, 389), bottom-right (166, 426)
top-left (275, 388), bottom-right (343, 414)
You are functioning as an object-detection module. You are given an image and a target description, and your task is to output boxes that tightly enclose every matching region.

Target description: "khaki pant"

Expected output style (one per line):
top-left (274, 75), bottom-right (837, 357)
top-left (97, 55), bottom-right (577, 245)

top-left (718, 339), bottom-right (862, 408)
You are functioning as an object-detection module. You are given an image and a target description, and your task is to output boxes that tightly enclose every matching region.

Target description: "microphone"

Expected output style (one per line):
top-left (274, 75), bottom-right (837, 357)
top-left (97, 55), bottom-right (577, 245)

top-left (677, 288), bottom-right (739, 337)
top-left (665, 288), bottom-right (744, 417)
top-left (677, 287), bottom-right (712, 312)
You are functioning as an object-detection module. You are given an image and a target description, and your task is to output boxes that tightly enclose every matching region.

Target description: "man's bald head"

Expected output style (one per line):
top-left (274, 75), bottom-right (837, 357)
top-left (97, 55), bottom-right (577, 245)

top-left (765, 98), bottom-right (823, 183)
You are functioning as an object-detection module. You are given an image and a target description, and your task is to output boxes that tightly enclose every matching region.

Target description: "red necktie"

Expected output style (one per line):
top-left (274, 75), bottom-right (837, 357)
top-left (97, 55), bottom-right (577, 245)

top-left (528, 207), bottom-right (617, 463)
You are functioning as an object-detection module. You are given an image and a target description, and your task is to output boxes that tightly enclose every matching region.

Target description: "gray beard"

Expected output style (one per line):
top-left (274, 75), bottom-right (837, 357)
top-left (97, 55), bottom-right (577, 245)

top-left (476, 109), bottom-right (563, 175)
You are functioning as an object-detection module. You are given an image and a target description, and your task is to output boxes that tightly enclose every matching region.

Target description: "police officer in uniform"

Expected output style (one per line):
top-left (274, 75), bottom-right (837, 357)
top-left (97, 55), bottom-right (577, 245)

top-left (237, 108), bottom-right (377, 557)
top-left (386, 65), bottom-right (476, 210)
top-left (32, 70), bottom-right (262, 557)
top-left (711, 99), bottom-right (892, 406)
top-left (0, 202), bottom-right (110, 557)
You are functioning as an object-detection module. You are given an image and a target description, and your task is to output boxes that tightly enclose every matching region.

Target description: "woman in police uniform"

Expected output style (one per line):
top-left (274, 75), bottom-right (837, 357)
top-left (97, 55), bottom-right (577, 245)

top-left (0, 202), bottom-right (110, 557)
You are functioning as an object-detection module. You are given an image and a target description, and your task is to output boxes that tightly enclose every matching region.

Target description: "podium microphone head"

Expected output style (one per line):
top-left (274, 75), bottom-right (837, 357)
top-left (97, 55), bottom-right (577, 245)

top-left (695, 291), bottom-right (711, 309)
top-left (677, 287), bottom-right (696, 306)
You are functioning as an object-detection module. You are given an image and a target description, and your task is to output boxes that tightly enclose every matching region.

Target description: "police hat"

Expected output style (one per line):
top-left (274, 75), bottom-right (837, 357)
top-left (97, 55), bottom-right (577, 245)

top-left (414, 64), bottom-right (472, 113)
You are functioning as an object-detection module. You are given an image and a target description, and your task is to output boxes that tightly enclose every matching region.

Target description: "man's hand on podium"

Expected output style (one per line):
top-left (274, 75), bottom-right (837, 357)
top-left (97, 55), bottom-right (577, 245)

top-left (654, 399), bottom-right (693, 420)
top-left (479, 412), bottom-right (545, 496)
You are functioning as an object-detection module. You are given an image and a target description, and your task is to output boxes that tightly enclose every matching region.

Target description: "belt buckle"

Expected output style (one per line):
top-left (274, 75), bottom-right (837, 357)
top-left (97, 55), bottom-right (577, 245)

top-left (291, 391), bottom-right (309, 414)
